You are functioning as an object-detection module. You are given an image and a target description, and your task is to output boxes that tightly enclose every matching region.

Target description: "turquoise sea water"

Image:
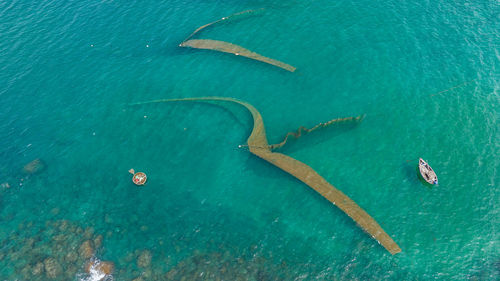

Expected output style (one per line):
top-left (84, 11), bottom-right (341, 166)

top-left (0, 0), bottom-right (498, 280)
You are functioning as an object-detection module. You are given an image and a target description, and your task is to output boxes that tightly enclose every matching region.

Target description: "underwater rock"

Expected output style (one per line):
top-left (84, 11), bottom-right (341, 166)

top-left (44, 257), bottom-right (62, 279)
top-left (137, 250), bottom-right (152, 268)
top-left (65, 250), bottom-right (78, 263)
top-left (53, 241), bottom-right (66, 254)
top-left (94, 234), bottom-right (103, 249)
top-left (99, 261), bottom-right (115, 275)
top-left (123, 252), bottom-right (134, 263)
top-left (50, 207), bottom-right (60, 215)
top-left (2, 219), bottom-right (110, 280)
top-left (163, 251), bottom-right (287, 281)
top-left (32, 261), bottom-right (44, 275)
top-left (9, 249), bottom-right (22, 262)
top-left (65, 264), bottom-right (78, 280)
top-left (85, 260), bottom-right (115, 275)
top-left (52, 233), bottom-right (67, 243)
top-left (165, 268), bottom-right (178, 280)
top-left (30, 244), bottom-right (49, 258)
top-left (19, 237), bottom-right (36, 254)
top-left (84, 226), bottom-right (95, 239)
top-left (20, 264), bottom-right (32, 280)
top-left (104, 214), bottom-right (113, 224)
top-left (174, 245), bottom-right (181, 253)
top-left (142, 268), bottom-right (153, 279)
top-left (79, 240), bottom-right (95, 259)
top-left (68, 224), bottom-right (77, 234)
top-left (23, 158), bottom-right (45, 174)
top-left (58, 219), bottom-right (69, 231)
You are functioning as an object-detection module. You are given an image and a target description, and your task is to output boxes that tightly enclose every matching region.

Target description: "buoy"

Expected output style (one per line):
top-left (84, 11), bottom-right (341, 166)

top-left (132, 172), bottom-right (147, 185)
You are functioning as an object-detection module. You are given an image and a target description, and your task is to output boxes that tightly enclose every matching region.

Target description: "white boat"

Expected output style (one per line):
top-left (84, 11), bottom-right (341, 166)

top-left (419, 158), bottom-right (438, 185)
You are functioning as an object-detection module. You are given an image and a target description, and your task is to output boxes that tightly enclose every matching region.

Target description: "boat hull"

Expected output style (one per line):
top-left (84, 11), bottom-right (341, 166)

top-left (419, 158), bottom-right (438, 185)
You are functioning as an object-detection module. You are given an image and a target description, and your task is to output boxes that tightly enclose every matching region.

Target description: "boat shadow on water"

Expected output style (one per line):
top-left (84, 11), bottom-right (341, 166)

top-left (402, 162), bottom-right (435, 189)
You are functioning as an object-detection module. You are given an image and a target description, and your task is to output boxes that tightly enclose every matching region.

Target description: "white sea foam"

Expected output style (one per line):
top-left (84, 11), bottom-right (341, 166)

top-left (78, 258), bottom-right (113, 281)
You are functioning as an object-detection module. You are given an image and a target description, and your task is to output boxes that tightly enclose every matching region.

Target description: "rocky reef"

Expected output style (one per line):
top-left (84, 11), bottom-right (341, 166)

top-left (0, 217), bottom-right (292, 281)
top-left (0, 219), bottom-right (113, 281)
top-left (22, 158), bottom-right (45, 175)
top-left (162, 251), bottom-right (292, 281)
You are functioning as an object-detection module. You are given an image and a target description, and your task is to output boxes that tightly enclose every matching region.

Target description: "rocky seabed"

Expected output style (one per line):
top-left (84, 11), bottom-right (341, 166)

top-left (0, 218), bottom-right (292, 281)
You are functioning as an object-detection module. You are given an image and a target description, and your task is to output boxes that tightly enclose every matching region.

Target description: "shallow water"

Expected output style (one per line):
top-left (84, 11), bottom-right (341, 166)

top-left (0, 0), bottom-right (498, 280)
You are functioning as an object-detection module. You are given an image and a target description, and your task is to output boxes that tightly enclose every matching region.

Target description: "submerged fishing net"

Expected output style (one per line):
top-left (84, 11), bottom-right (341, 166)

top-left (182, 9), bottom-right (263, 43)
top-left (180, 10), bottom-right (296, 72)
top-left (132, 97), bottom-right (401, 255)
top-left (180, 39), bottom-right (296, 72)
top-left (269, 115), bottom-right (365, 150)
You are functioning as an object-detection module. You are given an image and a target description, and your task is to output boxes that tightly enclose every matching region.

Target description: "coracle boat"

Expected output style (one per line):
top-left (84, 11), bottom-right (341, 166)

top-left (129, 169), bottom-right (147, 185)
top-left (419, 158), bottom-right (438, 185)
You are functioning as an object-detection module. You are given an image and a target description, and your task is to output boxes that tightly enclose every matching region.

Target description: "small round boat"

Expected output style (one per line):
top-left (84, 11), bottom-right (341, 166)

top-left (132, 172), bottom-right (147, 185)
